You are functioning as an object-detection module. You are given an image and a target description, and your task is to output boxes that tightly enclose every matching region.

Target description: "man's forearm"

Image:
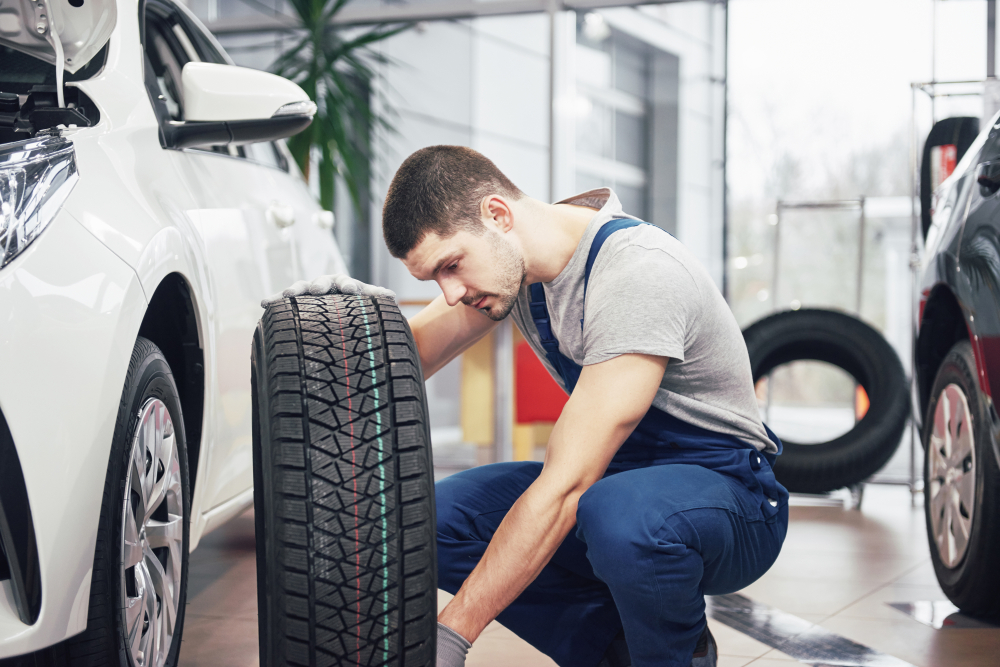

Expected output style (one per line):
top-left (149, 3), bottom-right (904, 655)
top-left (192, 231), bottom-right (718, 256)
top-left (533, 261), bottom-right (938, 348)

top-left (437, 472), bottom-right (582, 641)
top-left (436, 354), bottom-right (667, 645)
top-left (408, 295), bottom-right (496, 378)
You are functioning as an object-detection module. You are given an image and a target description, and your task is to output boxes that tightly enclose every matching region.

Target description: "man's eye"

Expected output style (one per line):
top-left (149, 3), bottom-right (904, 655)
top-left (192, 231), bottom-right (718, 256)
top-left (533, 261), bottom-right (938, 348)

top-left (448, 262), bottom-right (459, 271)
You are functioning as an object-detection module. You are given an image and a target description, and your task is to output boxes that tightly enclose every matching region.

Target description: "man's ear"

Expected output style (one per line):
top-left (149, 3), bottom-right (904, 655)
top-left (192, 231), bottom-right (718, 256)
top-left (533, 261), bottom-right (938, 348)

top-left (480, 195), bottom-right (514, 233)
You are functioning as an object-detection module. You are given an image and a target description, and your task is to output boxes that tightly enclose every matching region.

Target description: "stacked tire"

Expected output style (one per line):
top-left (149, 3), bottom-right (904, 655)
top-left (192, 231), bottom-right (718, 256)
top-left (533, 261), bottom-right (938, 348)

top-left (252, 295), bottom-right (437, 667)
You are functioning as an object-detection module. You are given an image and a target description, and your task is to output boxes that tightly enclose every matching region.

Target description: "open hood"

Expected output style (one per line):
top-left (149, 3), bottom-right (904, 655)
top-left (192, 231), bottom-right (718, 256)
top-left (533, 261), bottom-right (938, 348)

top-left (0, 0), bottom-right (115, 74)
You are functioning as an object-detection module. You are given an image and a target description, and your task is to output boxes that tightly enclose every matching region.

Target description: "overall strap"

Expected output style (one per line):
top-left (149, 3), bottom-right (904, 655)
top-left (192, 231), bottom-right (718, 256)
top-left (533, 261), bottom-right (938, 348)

top-left (583, 218), bottom-right (655, 299)
top-left (528, 218), bottom-right (657, 391)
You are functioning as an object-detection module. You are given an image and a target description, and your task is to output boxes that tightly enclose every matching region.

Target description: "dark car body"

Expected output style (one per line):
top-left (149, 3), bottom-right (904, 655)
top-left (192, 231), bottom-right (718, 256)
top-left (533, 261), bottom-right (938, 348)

top-left (915, 115), bottom-right (1000, 472)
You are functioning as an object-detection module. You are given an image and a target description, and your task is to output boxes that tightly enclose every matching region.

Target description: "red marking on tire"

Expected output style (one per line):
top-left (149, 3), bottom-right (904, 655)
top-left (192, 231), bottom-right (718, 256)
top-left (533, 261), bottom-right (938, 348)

top-left (332, 299), bottom-right (361, 663)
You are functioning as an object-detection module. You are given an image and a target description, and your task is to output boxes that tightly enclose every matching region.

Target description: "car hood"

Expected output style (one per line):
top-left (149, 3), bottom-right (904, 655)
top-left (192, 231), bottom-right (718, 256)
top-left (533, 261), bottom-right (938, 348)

top-left (0, 0), bottom-right (115, 74)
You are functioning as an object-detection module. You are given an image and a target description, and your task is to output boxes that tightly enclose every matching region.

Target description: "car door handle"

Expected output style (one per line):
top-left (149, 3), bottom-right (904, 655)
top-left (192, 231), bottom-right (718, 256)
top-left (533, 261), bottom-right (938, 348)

top-left (266, 203), bottom-right (296, 228)
top-left (977, 161), bottom-right (1000, 197)
top-left (313, 210), bottom-right (335, 230)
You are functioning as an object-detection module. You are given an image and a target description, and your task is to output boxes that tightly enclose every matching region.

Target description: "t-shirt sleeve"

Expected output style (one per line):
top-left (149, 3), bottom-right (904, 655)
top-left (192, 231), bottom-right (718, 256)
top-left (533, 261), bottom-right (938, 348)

top-left (581, 242), bottom-right (700, 365)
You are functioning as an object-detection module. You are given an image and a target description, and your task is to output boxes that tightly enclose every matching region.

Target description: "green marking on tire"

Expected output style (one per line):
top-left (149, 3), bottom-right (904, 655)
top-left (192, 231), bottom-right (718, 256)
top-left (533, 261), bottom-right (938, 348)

top-left (360, 298), bottom-right (390, 661)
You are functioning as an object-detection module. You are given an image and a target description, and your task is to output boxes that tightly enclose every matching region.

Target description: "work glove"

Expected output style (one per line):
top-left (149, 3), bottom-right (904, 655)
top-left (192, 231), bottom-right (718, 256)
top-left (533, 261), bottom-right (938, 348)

top-left (436, 622), bottom-right (471, 667)
top-left (260, 273), bottom-right (396, 308)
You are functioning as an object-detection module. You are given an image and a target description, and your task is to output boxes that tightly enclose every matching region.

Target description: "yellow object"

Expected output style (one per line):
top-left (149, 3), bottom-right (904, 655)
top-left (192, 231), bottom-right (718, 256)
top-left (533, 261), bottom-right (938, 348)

top-left (513, 423), bottom-right (555, 461)
top-left (461, 332), bottom-right (494, 445)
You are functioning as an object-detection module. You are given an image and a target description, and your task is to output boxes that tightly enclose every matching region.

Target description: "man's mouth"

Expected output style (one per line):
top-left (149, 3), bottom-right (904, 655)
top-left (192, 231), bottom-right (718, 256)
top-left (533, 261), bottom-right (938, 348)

top-left (473, 295), bottom-right (488, 310)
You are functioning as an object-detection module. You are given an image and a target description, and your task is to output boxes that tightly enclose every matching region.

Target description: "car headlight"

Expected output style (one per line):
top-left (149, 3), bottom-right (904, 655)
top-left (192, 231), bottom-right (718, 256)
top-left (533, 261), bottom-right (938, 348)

top-left (0, 135), bottom-right (79, 269)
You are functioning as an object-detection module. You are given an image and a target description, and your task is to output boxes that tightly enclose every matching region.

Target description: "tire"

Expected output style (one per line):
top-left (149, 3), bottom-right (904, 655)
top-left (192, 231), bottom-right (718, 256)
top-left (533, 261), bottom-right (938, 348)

top-left (742, 309), bottom-right (909, 493)
top-left (252, 295), bottom-right (437, 667)
top-left (923, 340), bottom-right (1000, 618)
top-left (62, 337), bottom-right (191, 667)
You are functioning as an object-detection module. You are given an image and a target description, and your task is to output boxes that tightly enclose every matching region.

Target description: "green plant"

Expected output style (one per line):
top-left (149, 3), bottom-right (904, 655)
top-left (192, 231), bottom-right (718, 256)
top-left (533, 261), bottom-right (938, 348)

top-left (271, 0), bottom-right (406, 213)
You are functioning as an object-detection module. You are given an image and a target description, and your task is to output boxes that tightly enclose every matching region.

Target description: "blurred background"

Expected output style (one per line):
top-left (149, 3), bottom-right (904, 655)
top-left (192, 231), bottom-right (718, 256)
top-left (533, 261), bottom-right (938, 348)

top-left (188, 0), bottom-right (994, 477)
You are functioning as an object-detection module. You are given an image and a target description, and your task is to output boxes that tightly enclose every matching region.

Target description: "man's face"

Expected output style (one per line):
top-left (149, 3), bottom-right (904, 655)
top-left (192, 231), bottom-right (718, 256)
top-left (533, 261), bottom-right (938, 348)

top-left (403, 226), bottom-right (526, 321)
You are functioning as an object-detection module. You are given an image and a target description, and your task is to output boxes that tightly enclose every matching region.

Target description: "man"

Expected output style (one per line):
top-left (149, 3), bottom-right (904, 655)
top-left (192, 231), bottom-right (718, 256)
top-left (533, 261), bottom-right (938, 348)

top-left (275, 146), bottom-right (788, 667)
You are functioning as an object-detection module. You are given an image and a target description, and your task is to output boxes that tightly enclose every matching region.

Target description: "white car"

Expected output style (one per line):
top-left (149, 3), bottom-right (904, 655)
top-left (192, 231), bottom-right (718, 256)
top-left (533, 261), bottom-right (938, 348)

top-left (0, 0), bottom-right (345, 663)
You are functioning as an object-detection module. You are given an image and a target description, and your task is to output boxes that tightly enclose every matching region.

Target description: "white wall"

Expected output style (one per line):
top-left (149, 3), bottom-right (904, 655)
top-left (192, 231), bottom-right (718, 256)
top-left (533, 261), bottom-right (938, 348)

top-left (371, 4), bottom-right (725, 297)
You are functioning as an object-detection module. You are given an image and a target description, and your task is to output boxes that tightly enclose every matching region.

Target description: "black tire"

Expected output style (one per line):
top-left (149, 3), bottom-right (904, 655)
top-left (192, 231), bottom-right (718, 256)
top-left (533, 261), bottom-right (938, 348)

top-left (742, 309), bottom-right (909, 493)
top-left (62, 337), bottom-right (191, 666)
top-left (923, 340), bottom-right (1000, 618)
top-left (252, 295), bottom-right (436, 667)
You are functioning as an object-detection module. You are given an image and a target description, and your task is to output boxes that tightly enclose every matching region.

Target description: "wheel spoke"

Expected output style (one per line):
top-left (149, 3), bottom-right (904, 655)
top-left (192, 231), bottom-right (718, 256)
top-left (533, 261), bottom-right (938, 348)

top-left (145, 545), bottom-right (176, 634)
top-left (958, 468), bottom-right (976, 516)
top-left (125, 588), bottom-right (145, 661)
top-left (120, 397), bottom-right (183, 667)
top-left (123, 498), bottom-right (144, 569)
top-left (145, 514), bottom-right (182, 550)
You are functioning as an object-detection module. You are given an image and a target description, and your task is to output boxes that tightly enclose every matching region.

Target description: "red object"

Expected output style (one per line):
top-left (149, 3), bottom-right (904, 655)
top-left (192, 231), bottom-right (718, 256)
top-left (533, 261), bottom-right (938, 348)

top-left (516, 341), bottom-right (568, 423)
top-left (931, 144), bottom-right (957, 191)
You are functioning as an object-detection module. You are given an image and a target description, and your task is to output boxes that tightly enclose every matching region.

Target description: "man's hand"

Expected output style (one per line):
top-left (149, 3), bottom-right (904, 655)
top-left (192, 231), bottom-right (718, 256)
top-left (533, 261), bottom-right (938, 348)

top-left (436, 622), bottom-right (472, 667)
top-left (260, 273), bottom-right (396, 308)
top-left (437, 353), bottom-right (669, 642)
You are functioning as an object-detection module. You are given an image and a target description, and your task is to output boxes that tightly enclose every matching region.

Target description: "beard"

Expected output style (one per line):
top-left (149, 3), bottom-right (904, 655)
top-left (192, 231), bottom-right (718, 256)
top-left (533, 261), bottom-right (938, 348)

top-left (462, 231), bottom-right (526, 321)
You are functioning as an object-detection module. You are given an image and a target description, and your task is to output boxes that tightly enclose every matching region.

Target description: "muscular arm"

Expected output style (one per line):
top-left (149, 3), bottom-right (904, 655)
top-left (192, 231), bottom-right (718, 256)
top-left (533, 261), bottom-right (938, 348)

top-left (408, 294), bottom-right (498, 378)
top-left (437, 353), bottom-right (669, 641)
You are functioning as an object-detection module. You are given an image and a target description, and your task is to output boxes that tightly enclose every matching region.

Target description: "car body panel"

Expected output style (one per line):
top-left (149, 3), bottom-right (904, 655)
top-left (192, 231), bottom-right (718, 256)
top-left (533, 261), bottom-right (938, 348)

top-left (0, 211), bottom-right (147, 655)
top-left (0, 0), bottom-right (344, 654)
top-left (916, 111), bottom-right (1000, 472)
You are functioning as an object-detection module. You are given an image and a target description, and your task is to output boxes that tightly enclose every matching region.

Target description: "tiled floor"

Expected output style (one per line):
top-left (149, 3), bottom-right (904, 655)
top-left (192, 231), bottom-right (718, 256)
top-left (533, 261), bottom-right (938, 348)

top-left (179, 484), bottom-right (1000, 667)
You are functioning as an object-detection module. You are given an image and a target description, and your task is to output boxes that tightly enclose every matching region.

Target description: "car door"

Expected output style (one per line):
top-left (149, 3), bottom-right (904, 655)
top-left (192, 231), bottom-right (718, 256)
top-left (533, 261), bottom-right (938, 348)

top-left (957, 128), bottom-right (1000, 410)
top-left (143, 1), bottom-right (302, 513)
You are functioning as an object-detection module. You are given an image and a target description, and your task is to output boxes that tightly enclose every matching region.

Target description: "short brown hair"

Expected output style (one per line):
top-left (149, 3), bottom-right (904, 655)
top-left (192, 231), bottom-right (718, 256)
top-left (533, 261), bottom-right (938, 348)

top-left (382, 146), bottom-right (524, 258)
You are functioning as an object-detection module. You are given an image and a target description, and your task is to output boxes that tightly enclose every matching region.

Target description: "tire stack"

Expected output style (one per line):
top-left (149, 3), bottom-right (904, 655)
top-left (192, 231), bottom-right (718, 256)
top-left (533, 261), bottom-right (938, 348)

top-left (252, 295), bottom-right (437, 667)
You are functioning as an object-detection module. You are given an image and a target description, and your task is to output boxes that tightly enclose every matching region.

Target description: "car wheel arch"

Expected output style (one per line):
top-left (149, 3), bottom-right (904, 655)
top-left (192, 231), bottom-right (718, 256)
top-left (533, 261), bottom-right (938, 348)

top-left (136, 272), bottom-right (205, 494)
top-left (917, 284), bottom-right (969, 421)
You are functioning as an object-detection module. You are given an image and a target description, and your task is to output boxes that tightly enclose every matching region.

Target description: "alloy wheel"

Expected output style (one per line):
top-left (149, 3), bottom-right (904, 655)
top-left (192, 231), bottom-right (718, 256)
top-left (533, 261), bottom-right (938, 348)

top-left (928, 383), bottom-right (977, 569)
top-left (120, 397), bottom-right (184, 667)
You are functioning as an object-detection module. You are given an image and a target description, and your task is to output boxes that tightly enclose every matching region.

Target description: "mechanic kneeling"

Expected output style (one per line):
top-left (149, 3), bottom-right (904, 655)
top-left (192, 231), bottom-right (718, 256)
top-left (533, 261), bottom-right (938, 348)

top-left (291, 146), bottom-right (789, 667)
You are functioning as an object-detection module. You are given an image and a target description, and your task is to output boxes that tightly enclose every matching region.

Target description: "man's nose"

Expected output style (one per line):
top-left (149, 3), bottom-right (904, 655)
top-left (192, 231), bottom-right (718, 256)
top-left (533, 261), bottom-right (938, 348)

top-left (440, 279), bottom-right (467, 307)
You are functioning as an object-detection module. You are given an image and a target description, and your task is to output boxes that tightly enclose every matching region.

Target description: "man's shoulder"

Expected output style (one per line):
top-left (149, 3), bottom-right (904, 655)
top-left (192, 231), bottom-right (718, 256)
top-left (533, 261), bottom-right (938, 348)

top-left (594, 224), bottom-right (702, 286)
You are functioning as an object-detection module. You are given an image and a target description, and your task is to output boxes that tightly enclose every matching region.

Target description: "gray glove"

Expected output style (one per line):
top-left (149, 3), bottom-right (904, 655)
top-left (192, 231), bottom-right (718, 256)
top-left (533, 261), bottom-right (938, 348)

top-left (436, 622), bottom-right (471, 667)
top-left (260, 273), bottom-right (396, 308)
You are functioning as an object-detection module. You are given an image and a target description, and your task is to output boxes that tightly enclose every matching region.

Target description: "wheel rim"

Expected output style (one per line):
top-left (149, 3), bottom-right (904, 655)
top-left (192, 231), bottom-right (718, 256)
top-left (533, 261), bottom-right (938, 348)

top-left (120, 398), bottom-right (184, 667)
top-left (928, 383), bottom-right (977, 569)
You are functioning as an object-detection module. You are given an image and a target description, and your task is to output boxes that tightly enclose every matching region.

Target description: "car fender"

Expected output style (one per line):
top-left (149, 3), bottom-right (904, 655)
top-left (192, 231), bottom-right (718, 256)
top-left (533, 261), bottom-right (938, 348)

top-left (0, 211), bottom-right (147, 656)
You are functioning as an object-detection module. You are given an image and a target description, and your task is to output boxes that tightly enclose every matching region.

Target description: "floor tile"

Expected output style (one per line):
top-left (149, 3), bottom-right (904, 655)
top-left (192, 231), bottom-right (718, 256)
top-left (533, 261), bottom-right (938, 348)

top-left (179, 614), bottom-right (259, 667)
top-left (717, 656), bottom-right (754, 667)
top-left (707, 618), bottom-right (773, 659)
top-left (737, 577), bottom-right (882, 617)
top-left (834, 582), bottom-right (950, 620)
top-left (819, 615), bottom-right (1000, 667)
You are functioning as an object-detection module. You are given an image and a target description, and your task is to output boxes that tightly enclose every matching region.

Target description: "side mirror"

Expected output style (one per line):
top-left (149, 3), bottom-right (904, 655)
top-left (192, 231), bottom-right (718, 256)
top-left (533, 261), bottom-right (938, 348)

top-left (166, 63), bottom-right (316, 149)
top-left (978, 161), bottom-right (1000, 197)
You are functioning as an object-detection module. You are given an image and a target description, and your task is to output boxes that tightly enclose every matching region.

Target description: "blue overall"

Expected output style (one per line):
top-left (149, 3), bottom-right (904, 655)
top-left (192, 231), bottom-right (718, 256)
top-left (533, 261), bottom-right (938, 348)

top-left (436, 220), bottom-right (790, 667)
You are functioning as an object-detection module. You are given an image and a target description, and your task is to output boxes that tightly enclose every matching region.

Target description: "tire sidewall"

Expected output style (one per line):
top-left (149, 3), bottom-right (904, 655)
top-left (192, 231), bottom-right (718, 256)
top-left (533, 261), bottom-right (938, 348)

top-left (107, 339), bottom-right (192, 667)
top-left (923, 340), bottom-right (1000, 612)
top-left (743, 309), bottom-right (909, 493)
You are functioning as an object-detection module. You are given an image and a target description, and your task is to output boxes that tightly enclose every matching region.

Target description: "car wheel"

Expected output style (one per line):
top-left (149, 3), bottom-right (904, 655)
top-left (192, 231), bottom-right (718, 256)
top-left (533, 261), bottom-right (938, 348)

top-left (252, 295), bottom-right (436, 667)
top-left (62, 337), bottom-right (191, 667)
top-left (924, 339), bottom-right (1000, 617)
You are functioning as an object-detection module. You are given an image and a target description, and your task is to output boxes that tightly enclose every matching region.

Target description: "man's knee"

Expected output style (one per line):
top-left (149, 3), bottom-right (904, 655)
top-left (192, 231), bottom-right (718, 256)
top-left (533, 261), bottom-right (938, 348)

top-left (576, 479), bottom-right (652, 582)
top-left (435, 461), bottom-right (543, 541)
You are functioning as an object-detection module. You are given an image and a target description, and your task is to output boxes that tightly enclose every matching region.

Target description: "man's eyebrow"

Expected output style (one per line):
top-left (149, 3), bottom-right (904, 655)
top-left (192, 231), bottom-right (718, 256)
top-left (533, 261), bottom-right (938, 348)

top-left (431, 254), bottom-right (458, 278)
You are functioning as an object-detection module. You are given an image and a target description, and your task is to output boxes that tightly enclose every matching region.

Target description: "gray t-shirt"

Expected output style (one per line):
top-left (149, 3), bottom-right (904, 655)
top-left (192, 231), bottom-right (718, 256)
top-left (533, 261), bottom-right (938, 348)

top-left (509, 188), bottom-right (777, 454)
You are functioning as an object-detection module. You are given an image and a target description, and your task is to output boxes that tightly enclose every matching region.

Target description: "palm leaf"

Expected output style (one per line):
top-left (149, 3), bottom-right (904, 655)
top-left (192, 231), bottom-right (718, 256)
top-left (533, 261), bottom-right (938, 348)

top-left (266, 0), bottom-right (407, 214)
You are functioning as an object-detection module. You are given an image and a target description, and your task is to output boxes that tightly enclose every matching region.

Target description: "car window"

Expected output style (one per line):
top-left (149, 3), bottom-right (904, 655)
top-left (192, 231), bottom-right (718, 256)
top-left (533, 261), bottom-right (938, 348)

top-left (144, 14), bottom-right (191, 122)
